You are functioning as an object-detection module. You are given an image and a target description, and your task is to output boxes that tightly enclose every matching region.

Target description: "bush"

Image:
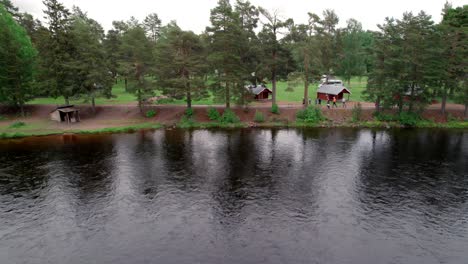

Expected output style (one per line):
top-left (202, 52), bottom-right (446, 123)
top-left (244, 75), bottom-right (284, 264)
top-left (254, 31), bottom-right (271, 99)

top-left (399, 112), bottom-right (420, 127)
top-left (254, 111), bottom-right (265, 123)
top-left (374, 112), bottom-right (398, 122)
top-left (185, 107), bottom-right (194, 118)
top-left (220, 109), bottom-right (240, 124)
top-left (296, 106), bottom-right (325, 123)
top-left (145, 110), bottom-right (156, 118)
top-left (352, 103), bottom-right (362, 122)
top-left (9, 121), bottom-right (26, 128)
top-left (271, 104), bottom-right (280, 114)
top-left (207, 107), bottom-right (221, 121)
top-left (0, 115), bottom-right (5, 121)
top-left (154, 98), bottom-right (174, 104)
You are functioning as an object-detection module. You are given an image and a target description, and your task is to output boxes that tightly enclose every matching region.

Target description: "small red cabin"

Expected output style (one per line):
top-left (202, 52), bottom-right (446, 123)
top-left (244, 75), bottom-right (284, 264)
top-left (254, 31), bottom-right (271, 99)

top-left (317, 85), bottom-right (351, 101)
top-left (246, 85), bottom-right (273, 100)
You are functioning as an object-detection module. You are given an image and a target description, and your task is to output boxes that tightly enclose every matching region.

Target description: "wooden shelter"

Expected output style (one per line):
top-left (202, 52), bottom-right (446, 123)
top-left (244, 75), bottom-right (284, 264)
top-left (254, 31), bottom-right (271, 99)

top-left (50, 105), bottom-right (80, 123)
top-left (246, 84), bottom-right (273, 100)
top-left (317, 84), bottom-right (351, 101)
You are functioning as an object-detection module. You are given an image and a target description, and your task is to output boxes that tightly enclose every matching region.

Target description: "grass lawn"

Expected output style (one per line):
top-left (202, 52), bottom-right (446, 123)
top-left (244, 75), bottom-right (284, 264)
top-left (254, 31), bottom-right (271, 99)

top-left (28, 77), bottom-right (370, 106)
top-left (276, 76), bottom-right (368, 103)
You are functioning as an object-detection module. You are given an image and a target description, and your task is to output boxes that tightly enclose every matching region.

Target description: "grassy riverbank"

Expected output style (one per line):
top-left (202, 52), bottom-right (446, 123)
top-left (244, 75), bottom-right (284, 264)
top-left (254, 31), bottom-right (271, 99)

top-left (0, 122), bottom-right (162, 139)
top-left (0, 104), bottom-right (466, 139)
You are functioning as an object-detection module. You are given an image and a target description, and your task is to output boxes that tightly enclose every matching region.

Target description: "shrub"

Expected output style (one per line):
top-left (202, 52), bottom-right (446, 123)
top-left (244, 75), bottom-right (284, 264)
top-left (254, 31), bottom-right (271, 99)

top-left (145, 110), bottom-right (156, 118)
top-left (185, 107), bottom-right (194, 118)
top-left (155, 98), bottom-right (174, 104)
top-left (207, 107), bottom-right (221, 121)
top-left (254, 111), bottom-right (265, 123)
top-left (399, 112), bottom-right (420, 127)
top-left (220, 109), bottom-right (240, 124)
top-left (352, 103), bottom-right (362, 122)
top-left (447, 113), bottom-right (458, 122)
top-left (271, 104), bottom-right (280, 114)
top-left (374, 112), bottom-right (398, 122)
top-left (0, 115), bottom-right (5, 121)
top-left (9, 121), bottom-right (26, 128)
top-left (296, 106), bottom-right (325, 123)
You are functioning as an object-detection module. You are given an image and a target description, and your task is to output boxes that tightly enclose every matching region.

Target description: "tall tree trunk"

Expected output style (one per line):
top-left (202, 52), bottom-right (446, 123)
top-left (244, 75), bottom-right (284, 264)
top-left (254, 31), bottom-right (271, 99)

top-left (398, 96), bottom-right (403, 114)
top-left (137, 88), bottom-right (143, 114)
top-left (465, 103), bottom-right (468, 120)
top-left (20, 104), bottom-right (25, 118)
top-left (303, 53), bottom-right (309, 107)
top-left (124, 78), bottom-right (128, 92)
top-left (272, 70), bottom-right (277, 106)
top-left (441, 87), bottom-right (447, 115)
top-left (64, 95), bottom-right (70, 106)
top-left (91, 95), bottom-right (96, 115)
top-left (186, 85), bottom-right (192, 109)
top-left (226, 82), bottom-right (230, 108)
top-left (376, 96), bottom-right (381, 112)
top-left (408, 84), bottom-right (415, 113)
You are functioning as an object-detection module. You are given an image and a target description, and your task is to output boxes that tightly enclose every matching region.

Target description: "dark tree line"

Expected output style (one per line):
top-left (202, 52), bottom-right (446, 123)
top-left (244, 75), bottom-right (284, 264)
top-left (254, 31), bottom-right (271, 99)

top-left (1, 0), bottom-right (466, 117)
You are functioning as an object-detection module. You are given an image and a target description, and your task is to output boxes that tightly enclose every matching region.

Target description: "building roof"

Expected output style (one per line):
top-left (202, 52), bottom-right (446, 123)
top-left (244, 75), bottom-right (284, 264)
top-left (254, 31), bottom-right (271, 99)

top-left (246, 85), bottom-right (272, 95)
top-left (51, 105), bottom-right (79, 113)
top-left (57, 108), bottom-right (79, 113)
top-left (317, 85), bottom-right (351, 95)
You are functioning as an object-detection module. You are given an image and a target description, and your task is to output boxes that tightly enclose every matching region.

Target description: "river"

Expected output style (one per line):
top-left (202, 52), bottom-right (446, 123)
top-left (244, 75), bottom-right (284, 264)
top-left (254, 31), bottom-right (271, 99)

top-left (0, 128), bottom-right (467, 264)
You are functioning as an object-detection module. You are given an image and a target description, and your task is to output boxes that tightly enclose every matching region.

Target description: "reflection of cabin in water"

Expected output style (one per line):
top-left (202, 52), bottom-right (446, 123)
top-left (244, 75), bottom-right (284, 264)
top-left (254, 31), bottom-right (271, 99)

top-left (317, 84), bottom-right (351, 101)
top-left (50, 105), bottom-right (80, 123)
top-left (245, 84), bottom-right (273, 100)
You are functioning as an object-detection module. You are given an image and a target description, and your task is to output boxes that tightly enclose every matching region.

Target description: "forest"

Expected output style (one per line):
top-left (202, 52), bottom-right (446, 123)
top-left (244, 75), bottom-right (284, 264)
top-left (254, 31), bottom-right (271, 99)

top-left (0, 0), bottom-right (467, 117)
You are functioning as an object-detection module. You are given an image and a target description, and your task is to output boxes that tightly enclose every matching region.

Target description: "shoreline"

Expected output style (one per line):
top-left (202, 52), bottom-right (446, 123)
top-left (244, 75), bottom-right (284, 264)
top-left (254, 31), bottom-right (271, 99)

top-left (1, 120), bottom-right (466, 140)
top-left (1, 104), bottom-right (467, 139)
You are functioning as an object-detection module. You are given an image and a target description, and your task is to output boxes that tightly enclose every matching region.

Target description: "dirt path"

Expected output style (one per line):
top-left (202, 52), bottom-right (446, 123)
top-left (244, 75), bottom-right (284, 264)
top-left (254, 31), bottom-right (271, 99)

top-left (0, 102), bottom-right (466, 133)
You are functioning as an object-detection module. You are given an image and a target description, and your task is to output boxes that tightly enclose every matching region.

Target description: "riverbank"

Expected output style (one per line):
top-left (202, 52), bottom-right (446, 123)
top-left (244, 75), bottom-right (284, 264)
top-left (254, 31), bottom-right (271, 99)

top-left (0, 104), bottom-right (466, 139)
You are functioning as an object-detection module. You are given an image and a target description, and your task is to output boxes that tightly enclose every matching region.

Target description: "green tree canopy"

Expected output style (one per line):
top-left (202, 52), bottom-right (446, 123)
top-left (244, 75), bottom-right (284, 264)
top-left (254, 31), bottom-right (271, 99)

top-left (0, 4), bottom-right (37, 115)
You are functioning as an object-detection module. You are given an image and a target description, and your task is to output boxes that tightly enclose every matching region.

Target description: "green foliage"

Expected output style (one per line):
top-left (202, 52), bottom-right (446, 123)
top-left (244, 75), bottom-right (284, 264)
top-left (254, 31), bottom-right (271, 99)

top-left (9, 121), bottom-right (26, 128)
top-left (296, 106), bottom-right (325, 123)
top-left (207, 107), bottom-right (221, 121)
top-left (68, 9), bottom-right (113, 112)
top-left (352, 102), bottom-right (362, 122)
top-left (220, 109), bottom-right (240, 124)
top-left (178, 115), bottom-right (196, 128)
top-left (398, 112), bottom-right (421, 127)
top-left (145, 109), bottom-right (156, 118)
top-left (0, 4), bottom-right (37, 115)
top-left (0, 115), bottom-right (5, 121)
top-left (39, 0), bottom-right (76, 104)
top-left (254, 111), bottom-right (265, 122)
top-left (185, 107), bottom-right (194, 118)
top-left (373, 112), bottom-right (398, 122)
top-left (271, 104), bottom-right (280, 114)
top-left (154, 25), bottom-right (208, 108)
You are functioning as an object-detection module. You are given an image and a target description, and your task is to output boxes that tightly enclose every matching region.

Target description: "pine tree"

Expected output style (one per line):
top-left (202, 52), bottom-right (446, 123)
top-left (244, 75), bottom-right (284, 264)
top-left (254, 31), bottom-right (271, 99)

top-left (258, 7), bottom-right (286, 106)
top-left (337, 19), bottom-right (367, 87)
top-left (40, 0), bottom-right (75, 105)
top-left (0, 4), bottom-right (37, 116)
top-left (154, 24), bottom-right (208, 109)
top-left (120, 25), bottom-right (154, 113)
top-left (206, 0), bottom-right (244, 108)
top-left (69, 8), bottom-right (113, 114)
top-left (438, 5), bottom-right (467, 114)
top-left (143, 13), bottom-right (162, 42)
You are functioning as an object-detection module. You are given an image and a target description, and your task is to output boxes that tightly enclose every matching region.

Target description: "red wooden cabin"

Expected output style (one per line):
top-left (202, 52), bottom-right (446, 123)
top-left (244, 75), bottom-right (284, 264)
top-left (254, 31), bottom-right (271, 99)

top-left (246, 85), bottom-right (273, 100)
top-left (317, 85), bottom-right (351, 101)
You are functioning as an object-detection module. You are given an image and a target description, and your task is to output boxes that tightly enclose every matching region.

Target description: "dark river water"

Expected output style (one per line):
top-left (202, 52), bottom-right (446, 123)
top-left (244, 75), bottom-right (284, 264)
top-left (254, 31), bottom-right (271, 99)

top-left (0, 128), bottom-right (467, 264)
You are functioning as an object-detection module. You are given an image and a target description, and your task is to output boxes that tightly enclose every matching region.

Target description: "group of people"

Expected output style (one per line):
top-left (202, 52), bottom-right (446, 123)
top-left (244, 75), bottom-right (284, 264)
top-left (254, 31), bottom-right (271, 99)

top-left (315, 96), bottom-right (347, 109)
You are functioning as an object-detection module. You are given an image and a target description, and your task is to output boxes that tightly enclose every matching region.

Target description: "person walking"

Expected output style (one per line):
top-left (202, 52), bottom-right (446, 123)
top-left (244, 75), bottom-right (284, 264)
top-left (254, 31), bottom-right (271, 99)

top-left (327, 100), bottom-right (330, 109)
top-left (342, 97), bottom-right (346, 108)
top-left (333, 96), bottom-right (337, 108)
